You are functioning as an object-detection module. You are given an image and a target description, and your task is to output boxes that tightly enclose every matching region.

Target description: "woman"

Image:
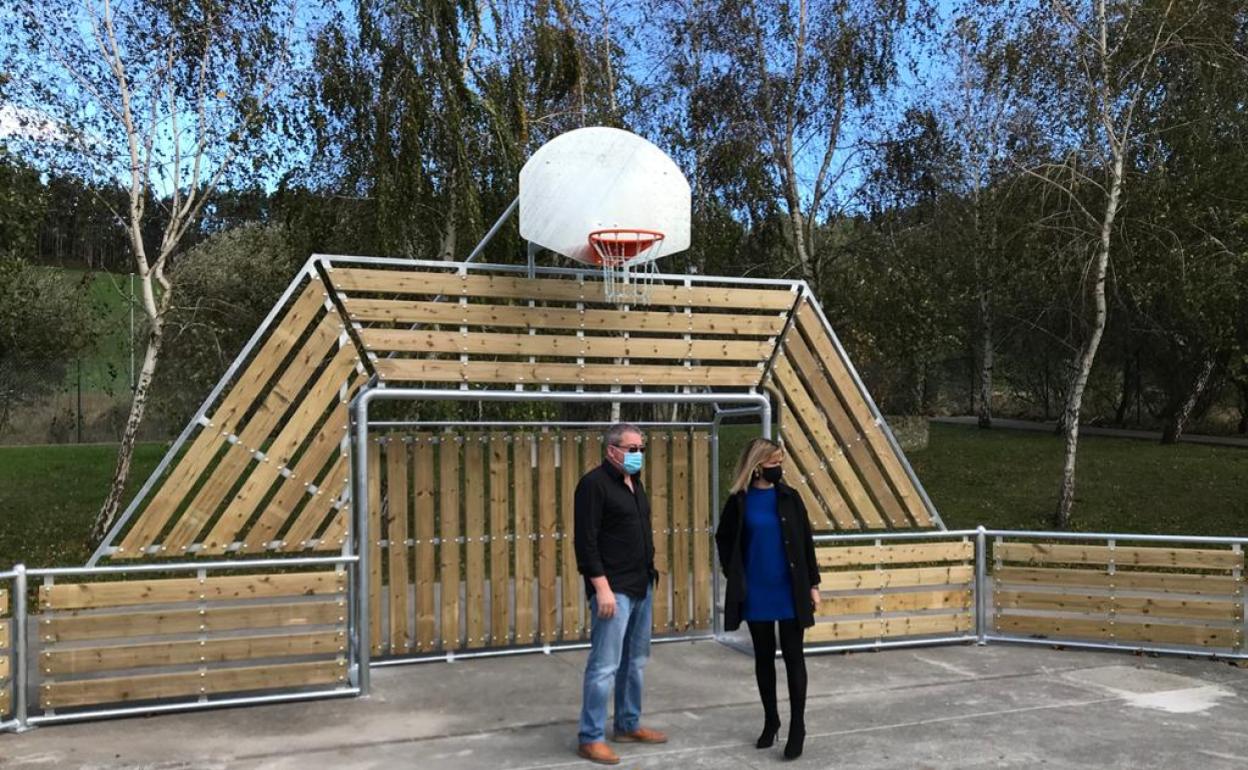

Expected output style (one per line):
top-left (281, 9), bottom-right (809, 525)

top-left (715, 438), bottom-right (821, 760)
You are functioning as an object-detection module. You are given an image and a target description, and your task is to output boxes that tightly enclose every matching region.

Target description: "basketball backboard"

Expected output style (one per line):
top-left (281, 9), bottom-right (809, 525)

top-left (519, 127), bottom-right (691, 266)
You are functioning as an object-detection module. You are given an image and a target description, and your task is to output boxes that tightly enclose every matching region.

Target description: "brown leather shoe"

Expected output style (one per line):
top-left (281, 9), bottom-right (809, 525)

top-left (614, 726), bottom-right (669, 744)
top-left (577, 742), bottom-right (621, 765)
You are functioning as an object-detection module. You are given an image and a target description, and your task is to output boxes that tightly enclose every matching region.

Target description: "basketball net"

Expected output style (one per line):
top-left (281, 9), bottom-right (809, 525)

top-left (588, 229), bottom-right (665, 305)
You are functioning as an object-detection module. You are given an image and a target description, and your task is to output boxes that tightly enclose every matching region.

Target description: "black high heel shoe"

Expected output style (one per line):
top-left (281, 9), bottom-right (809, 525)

top-left (783, 724), bottom-right (805, 760)
top-left (756, 718), bottom-right (781, 749)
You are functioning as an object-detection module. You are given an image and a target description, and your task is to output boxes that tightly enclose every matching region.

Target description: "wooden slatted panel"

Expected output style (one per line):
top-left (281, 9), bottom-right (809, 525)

top-left (783, 333), bottom-right (911, 526)
top-left (41, 572), bottom-right (346, 611)
top-left (995, 542), bottom-right (1243, 571)
top-left (344, 299), bottom-right (787, 337)
top-left (691, 431), bottom-right (711, 629)
top-left (671, 431), bottom-right (691, 630)
top-left (807, 613), bottom-right (973, 643)
top-left (648, 434), bottom-right (671, 632)
top-left (315, 509), bottom-right (349, 550)
top-left (386, 440), bottom-right (411, 653)
top-left (773, 356), bottom-right (890, 527)
top-left (117, 279), bottom-right (327, 554)
top-left (40, 600), bottom-right (346, 643)
top-left (42, 631), bottom-right (346, 676)
top-left (817, 541), bottom-right (973, 568)
top-left (560, 434), bottom-right (582, 639)
top-left (820, 590), bottom-right (972, 616)
top-left (488, 435), bottom-right (512, 646)
top-left (513, 434), bottom-right (536, 645)
top-left (360, 329), bottom-right (774, 362)
top-left (196, 345), bottom-right (360, 554)
top-left (42, 659), bottom-right (348, 709)
top-left (537, 435), bottom-right (558, 643)
top-left (373, 359), bottom-right (762, 388)
top-left (279, 455), bottom-right (349, 550)
top-left (778, 409), bottom-right (860, 529)
top-left (329, 268), bottom-right (799, 310)
top-left (819, 565), bottom-right (974, 592)
top-left (158, 318), bottom-right (349, 554)
top-left (413, 435), bottom-right (437, 652)
top-left (993, 567), bottom-right (1240, 595)
top-left (368, 441), bottom-right (384, 654)
top-left (792, 302), bottom-right (932, 526)
top-left (464, 435), bottom-right (487, 648)
top-left (439, 435), bottom-right (462, 650)
top-left (994, 590), bottom-right (1240, 621)
top-left (994, 614), bottom-right (1237, 648)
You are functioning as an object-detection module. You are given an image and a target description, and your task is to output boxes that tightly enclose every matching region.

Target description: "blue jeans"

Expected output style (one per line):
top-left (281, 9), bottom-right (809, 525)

top-left (577, 587), bottom-right (653, 744)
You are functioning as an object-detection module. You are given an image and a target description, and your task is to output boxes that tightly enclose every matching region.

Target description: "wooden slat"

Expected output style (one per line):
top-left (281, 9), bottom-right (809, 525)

top-left (413, 435), bottom-right (437, 652)
top-left (368, 441), bottom-right (384, 654)
top-left (39, 600), bottom-right (346, 643)
top-left (0, 587), bottom-right (7, 616)
top-left (821, 590), bottom-right (971, 616)
top-left (671, 432), bottom-right (690, 630)
top-left (373, 358), bottom-right (762, 388)
top-left (0, 621), bottom-right (8, 649)
top-left (993, 613), bottom-right (1238, 648)
top-left (793, 302), bottom-right (933, 526)
top-left (278, 454), bottom-right (349, 550)
top-left (513, 434), bottom-right (536, 645)
top-left (157, 317), bottom-right (349, 555)
top-left (359, 328), bottom-right (775, 363)
top-left (778, 414), bottom-right (860, 529)
top-left (42, 659), bottom-right (348, 709)
top-left (817, 541), bottom-right (973, 568)
top-left (195, 345), bottom-right (359, 553)
top-left (994, 590), bottom-right (1241, 621)
top-left (691, 431), bottom-right (711, 629)
top-left (993, 567), bottom-right (1241, 595)
top-left (386, 440), bottom-right (411, 653)
top-left (0, 655), bottom-right (8, 679)
top-left (560, 434), bottom-right (582, 639)
top-left (344, 298), bottom-right (787, 337)
top-left (488, 435), bottom-right (512, 646)
top-left (783, 333), bottom-right (912, 526)
top-left (464, 435), bottom-right (487, 648)
top-left (580, 432), bottom-right (604, 635)
top-left (819, 565), bottom-right (974, 592)
top-left (42, 630), bottom-right (346, 676)
top-left (0, 688), bottom-right (8, 717)
top-left (316, 509), bottom-right (349, 550)
top-left (328, 268), bottom-right (798, 310)
top-left (537, 434), bottom-right (558, 643)
top-left (117, 279), bottom-right (328, 553)
top-left (439, 435), bottom-right (462, 650)
top-left (807, 612), bottom-right (973, 643)
top-left (41, 572), bottom-right (346, 611)
top-left (773, 356), bottom-right (892, 527)
top-left (995, 542), bottom-right (1243, 570)
top-left (648, 434), bottom-right (671, 632)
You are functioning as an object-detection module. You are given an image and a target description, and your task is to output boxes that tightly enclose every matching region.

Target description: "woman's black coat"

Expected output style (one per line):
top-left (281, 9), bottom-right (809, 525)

top-left (715, 482), bottom-right (821, 631)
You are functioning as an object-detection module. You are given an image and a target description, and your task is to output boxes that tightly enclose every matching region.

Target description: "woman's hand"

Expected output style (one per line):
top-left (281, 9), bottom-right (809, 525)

top-left (810, 587), bottom-right (821, 614)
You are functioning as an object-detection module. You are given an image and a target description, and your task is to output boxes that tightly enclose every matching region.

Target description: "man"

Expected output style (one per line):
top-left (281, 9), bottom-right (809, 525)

top-left (573, 423), bottom-right (668, 765)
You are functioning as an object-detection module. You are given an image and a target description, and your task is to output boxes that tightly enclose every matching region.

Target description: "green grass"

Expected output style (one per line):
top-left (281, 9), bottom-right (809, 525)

top-left (0, 442), bottom-right (165, 568)
top-left (1, 424), bottom-right (1244, 569)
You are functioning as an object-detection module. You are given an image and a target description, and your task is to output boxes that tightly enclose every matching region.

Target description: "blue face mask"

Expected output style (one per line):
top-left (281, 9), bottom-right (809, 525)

top-left (622, 451), bottom-right (644, 475)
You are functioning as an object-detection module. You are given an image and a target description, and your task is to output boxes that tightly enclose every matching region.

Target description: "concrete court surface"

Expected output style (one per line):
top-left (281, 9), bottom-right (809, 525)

top-left (3, 640), bottom-right (1248, 769)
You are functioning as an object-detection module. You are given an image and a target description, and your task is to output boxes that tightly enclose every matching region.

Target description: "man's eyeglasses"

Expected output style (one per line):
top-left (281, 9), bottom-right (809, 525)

top-left (612, 444), bottom-right (646, 453)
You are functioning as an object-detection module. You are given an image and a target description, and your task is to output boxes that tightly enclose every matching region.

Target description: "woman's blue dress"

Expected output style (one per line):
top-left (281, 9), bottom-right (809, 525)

top-left (741, 486), bottom-right (796, 622)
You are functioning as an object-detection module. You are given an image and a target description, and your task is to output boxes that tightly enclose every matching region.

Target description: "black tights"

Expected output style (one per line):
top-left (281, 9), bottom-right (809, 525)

top-left (747, 619), bottom-right (807, 730)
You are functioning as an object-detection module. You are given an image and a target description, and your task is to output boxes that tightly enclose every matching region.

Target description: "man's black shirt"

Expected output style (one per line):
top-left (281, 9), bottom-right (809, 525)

top-left (574, 460), bottom-right (656, 600)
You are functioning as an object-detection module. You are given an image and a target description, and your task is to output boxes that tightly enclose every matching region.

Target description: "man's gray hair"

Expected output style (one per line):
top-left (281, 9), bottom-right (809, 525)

top-left (603, 422), bottom-right (644, 450)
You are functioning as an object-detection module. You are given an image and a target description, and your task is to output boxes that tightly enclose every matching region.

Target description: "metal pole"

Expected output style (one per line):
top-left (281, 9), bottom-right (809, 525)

top-left (975, 526), bottom-right (987, 645)
top-left (14, 564), bottom-right (28, 731)
top-left (711, 415), bottom-right (722, 637)
top-left (465, 197), bottom-right (519, 264)
top-left (352, 392), bottom-right (372, 696)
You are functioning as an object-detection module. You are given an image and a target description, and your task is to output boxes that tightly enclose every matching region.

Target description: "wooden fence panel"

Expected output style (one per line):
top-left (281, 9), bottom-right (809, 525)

top-left (537, 435), bottom-right (558, 643)
top-left (691, 431), bottom-right (711, 629)
top-left (439, 435), bottom-right (462, 650)
top-left (560, 434), bottom-right (582, 640)
top-left (386, 440), bottom-right (411, 653)
top-left (413, 435), bottom-right (436, 652)
top-left (648, 434), bottom-right (671, 632)
top-left (514, 434), bottom-right (536, 645)
top-left (488, 435), bottom-right (512, 647)
top-left (464, 435), bottom-right (487, 649)
top-left (671, 432), bottom-right (691, 630)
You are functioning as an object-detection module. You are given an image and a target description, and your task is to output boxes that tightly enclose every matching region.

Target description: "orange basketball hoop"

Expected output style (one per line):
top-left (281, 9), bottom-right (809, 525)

top-left (588, 229), bottom-right (665, 304)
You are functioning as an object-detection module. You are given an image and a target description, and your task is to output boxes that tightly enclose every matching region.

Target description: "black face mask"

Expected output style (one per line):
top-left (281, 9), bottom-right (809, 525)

top-left (760, 465), bottom-right (783, 485)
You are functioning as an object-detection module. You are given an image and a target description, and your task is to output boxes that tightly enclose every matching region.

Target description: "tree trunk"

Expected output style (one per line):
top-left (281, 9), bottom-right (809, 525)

top-left (90, 313), bottom-right (165, 545)
top-left (977, 289), bottom-right (994, 429)
top-left (1161, 356), bottom-right (1216, 444)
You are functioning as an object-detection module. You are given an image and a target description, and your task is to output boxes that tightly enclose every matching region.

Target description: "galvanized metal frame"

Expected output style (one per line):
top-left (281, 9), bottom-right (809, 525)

top-left (0, 555), bottom-right (358, 733)
top-left (350, 387), bottom-right (772, 693)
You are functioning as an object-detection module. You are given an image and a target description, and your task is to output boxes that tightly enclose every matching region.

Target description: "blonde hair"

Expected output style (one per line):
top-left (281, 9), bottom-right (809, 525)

top-left (728, 438), bottom-right (784, 494)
